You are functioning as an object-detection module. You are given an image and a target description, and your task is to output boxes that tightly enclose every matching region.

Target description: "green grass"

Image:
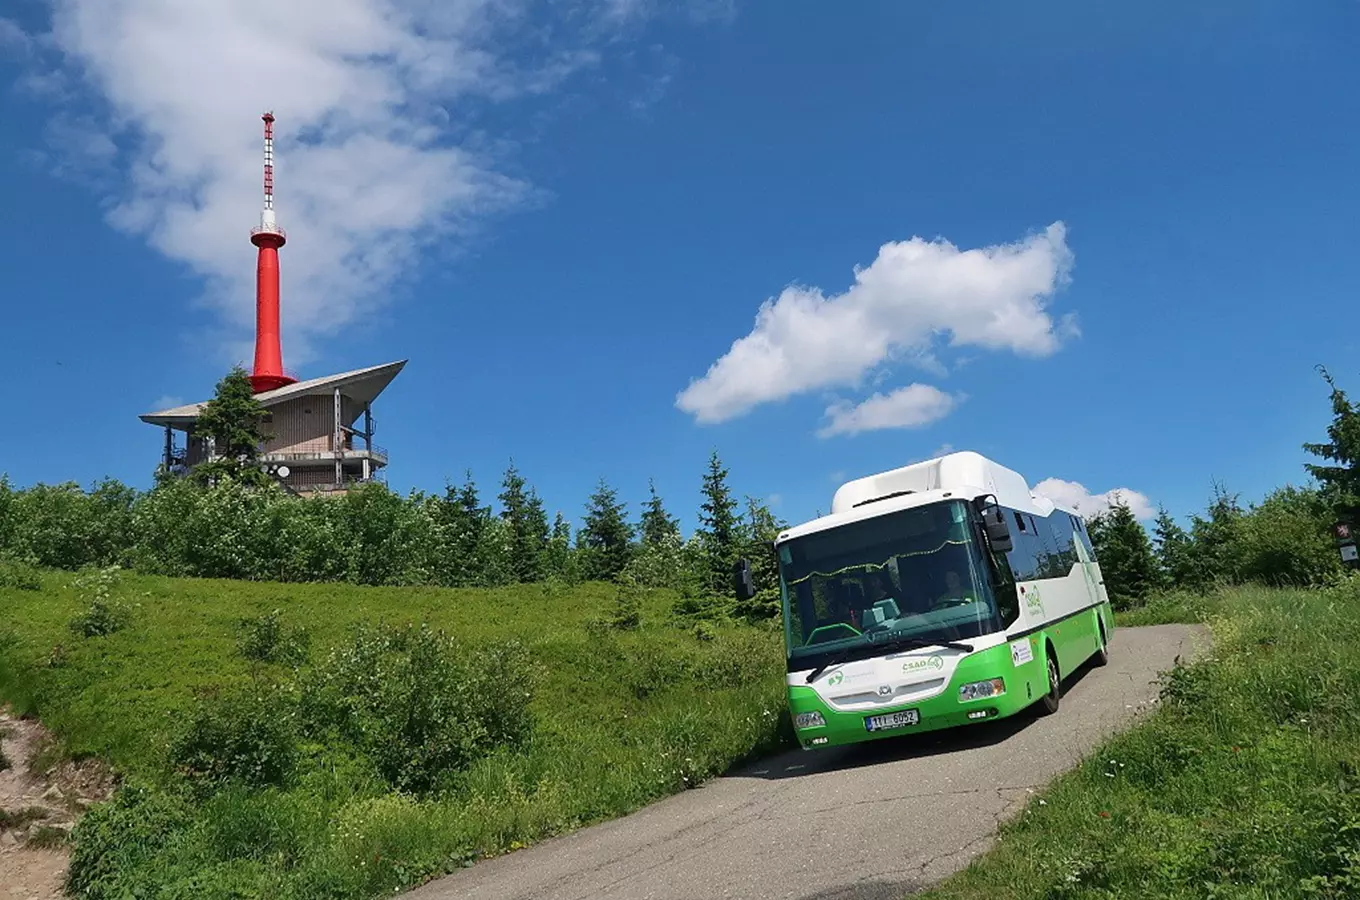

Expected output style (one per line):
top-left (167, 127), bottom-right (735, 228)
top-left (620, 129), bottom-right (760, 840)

top-left (920, 581), bottom-right (1360, 900)
top-left (0, 571), bottom-right (790, 899)
top-left (25, 824), bottom-right (71, 849)
top-left (10, 569), bottom-right (1358, 900)
top-left (0, 805), bottom-right (50, 829)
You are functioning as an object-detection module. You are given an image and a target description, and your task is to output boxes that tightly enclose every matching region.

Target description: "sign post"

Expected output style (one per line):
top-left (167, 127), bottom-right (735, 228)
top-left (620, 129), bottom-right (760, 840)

top-left (1334, 522), bottom-right (1359, 569)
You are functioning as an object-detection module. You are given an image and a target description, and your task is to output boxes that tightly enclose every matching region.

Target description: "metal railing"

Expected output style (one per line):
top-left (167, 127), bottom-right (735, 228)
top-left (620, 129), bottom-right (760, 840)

top-left (259, 445), bottom-right (388, 462)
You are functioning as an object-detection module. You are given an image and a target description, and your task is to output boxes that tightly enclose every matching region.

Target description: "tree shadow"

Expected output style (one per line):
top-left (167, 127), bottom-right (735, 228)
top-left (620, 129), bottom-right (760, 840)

top-left (737, 648), bottom-right (1106, 781)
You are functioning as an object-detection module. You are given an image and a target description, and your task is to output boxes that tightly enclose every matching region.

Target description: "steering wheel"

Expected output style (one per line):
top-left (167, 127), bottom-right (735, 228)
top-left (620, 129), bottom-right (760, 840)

top-left (804, 623), bottom-right (861, 646)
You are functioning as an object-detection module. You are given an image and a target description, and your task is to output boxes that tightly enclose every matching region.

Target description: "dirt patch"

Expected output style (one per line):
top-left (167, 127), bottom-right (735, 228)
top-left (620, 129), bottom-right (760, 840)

top-left (0, 706), bottom-right (116, 900)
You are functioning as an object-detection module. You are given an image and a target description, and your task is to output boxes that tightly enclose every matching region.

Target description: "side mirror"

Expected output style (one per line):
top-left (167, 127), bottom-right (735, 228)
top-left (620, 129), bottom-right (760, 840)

top-left (979, 504), bottom-right (1013, 554)
top-left (733, 558), bottom-right (756, 601)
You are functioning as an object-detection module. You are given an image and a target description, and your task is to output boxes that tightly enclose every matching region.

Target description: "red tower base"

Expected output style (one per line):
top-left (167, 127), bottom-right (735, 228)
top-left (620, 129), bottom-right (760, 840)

top-left (249, 373), bottom-right (296, 393)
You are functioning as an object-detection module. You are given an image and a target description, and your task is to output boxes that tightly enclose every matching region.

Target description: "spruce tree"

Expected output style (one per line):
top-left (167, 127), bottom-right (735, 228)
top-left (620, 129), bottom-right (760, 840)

top-left (579, 478), bottom-right (634, 582)
top-left (734, 495), bottom-right (787, 620)
top-left (544, 512), bottom-right (577, 583)
top-left (639, 478), bottom-right (680, 546)
top-left (1303, 365), bottom-right (1360, 526)
top-left (433, 471), bottom-right (491, 586)
top-left (1152, 504), bottom-right (1195, 589)
top-left (1185, 481), bottom-right (1244, 587)
top-left (1087, 493), bottom-right (1159, 608)
top-left (498, 461), bottom-right (548, 583)
top-left (697, 450), bottom-right (739, 593)
top-left (192, 365), bottom-right (272, 486)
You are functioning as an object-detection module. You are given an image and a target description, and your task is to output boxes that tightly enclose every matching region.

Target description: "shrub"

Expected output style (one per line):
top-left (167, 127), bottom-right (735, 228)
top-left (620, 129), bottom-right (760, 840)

top-left (299, 624), bottom-right (534, 794)
top-left (0, 553), bottom-right (41, 591)
top-left (68, 565), bottom-right (130, 638)
top-left (66, 782), bottom-right (193, 900)
top-left (236, 610), bottom-right (310, 666)
top-left (168, 684), bottom-right (299, 792)
top-left (1237, 485), bottom-right (1340, 587)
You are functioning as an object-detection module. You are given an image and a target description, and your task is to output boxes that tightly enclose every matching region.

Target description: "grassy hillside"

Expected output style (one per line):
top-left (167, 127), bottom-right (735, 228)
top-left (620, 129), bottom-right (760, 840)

top-left (920, 581), bottom-right (1360, 900)
top-left (0, 569), bottom-right (790, 899)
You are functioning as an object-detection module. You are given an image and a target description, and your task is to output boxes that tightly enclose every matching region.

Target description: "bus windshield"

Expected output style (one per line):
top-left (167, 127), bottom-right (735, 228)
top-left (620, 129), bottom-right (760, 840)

top-left (777, 499), bottom-right (1002, 673)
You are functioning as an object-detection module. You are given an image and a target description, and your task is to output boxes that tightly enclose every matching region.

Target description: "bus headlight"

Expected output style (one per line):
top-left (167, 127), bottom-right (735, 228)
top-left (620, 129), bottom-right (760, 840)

top-left (959, 678), bottom-right (1005, 701)
top-left (794, 711), bottom-right (826, 729)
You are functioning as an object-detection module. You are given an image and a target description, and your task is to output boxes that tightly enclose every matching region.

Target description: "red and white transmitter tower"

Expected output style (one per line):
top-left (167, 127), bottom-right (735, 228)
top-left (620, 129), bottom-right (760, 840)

top-left (248, 112), bottom-right (296, 393)
top-left (140, 111), bottom-right (407, 495)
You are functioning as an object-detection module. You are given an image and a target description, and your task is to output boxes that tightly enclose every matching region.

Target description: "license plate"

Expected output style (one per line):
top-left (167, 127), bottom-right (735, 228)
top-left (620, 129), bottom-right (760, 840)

top-left (865, 709), bottom-right (920, 731)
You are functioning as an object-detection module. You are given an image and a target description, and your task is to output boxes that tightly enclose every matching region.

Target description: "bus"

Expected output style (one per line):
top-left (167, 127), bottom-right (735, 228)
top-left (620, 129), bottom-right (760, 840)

top-left (733, 451), bottom-right (1114, 751)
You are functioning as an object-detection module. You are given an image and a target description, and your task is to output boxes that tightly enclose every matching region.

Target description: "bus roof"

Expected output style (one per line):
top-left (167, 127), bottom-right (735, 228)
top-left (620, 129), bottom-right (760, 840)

top-left (777, 450), bottom-right (1076, 544)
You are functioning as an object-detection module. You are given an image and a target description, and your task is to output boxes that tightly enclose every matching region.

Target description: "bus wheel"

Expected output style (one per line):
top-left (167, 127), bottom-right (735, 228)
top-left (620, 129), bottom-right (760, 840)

top-left (1038, 645), bottom-right (1061, 715)
top-left (1092, 618), bottom-right (1110, 667)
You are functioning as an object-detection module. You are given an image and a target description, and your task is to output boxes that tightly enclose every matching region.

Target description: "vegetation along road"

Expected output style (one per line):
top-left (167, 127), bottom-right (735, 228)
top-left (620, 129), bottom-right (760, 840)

top-left (407, 624), bottom-right (1206, 900)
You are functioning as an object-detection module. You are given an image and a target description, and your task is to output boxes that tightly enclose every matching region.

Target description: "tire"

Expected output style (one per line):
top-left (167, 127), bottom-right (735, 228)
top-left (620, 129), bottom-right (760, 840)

top-left (1037, 645), bottom-right (1061, 715)
top-left (1092, 617), bottom-right (1110, 667)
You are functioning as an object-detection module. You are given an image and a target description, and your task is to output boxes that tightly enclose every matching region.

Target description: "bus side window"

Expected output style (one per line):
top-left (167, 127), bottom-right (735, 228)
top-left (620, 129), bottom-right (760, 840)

top-left (1006, 512), bottom-right (1042, 582)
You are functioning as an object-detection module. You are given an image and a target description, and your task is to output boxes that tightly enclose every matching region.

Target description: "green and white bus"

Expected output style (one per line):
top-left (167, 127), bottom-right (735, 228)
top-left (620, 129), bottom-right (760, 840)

top-left (733, 451), bottom-right (1114, 751)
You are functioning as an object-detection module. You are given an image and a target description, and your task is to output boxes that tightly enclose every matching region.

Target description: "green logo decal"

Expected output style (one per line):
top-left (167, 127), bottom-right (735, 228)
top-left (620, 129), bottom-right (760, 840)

top-left (902, 655), bottom-right (945, 674)
top-left (1024, 586), bottom-right (1044, 615)
top-left (827, 671), bottom-right (844, 686)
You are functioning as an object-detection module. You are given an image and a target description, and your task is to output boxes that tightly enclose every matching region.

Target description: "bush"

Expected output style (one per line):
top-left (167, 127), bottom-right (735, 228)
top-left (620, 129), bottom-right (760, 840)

top-left (299, 624), bottom-right (534, 794)
top-left (1237, 485), bottom-right (1341, 587)
top-left (0, 553), bottom-right (41, 591)
top-left (168, 684), bottom-right (299, 792)
top-left (68, 565), bottom-right (130, 638)
top-left (236, 610), bottom-right (310, 666)
top-left (66, 782), bottom-right (193, 900)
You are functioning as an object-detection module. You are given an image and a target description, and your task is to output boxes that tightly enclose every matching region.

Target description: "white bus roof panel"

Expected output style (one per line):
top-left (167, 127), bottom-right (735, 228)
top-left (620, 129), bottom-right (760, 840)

top-left (830, 451), bottom-right (1036, 514)
top-left (777, 451), bottom-right (1066, 544)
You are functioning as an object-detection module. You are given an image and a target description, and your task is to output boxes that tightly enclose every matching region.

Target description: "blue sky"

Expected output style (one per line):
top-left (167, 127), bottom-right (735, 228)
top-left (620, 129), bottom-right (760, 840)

top-left (1, 0), bottom-right (1358, 536)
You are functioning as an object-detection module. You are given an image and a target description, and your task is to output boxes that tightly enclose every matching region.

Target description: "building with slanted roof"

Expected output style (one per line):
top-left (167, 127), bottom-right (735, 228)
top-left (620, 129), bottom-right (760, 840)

top-left (140, 360), bottom-right (407, 495)
top-left (140, 114), bottom-right (408, 496)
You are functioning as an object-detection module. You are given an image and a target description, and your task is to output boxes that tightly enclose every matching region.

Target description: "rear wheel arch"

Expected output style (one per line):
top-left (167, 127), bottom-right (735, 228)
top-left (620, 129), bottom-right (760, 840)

top-left (1037, 638), bottom-right (1061, 715)
top-left (1092, 612), bottom-right (1110, 667)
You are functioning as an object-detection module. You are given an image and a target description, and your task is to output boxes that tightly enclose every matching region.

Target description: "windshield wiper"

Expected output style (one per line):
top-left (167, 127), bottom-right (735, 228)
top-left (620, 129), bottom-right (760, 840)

top-left (805, 647), bottom-right (856, 684)
top-left (805, 635), bottom-right (974, 684)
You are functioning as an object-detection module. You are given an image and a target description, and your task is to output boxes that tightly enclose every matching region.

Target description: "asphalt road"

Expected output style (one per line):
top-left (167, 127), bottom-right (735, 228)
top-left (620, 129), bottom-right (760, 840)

top-left (406, 624), bottom-right (1208, 900)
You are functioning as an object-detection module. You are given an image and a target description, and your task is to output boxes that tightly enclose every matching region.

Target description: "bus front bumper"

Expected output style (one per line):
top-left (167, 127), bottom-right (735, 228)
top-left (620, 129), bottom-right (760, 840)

top-left (787, 643), bottom-right (1043, 750)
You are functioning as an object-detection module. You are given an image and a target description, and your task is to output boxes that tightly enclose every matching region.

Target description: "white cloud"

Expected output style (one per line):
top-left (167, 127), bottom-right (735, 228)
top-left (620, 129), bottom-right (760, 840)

top-left (818, 384), bottom-right (959, 438)
top-left (675, 223), bottom-right (1075, 424)
top-left (149, 394), bottom-right (185, 412)
top-left (1033, 477), bottom-right (1155, 521)
top-left (17, 1), bottom-right (711, 367)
